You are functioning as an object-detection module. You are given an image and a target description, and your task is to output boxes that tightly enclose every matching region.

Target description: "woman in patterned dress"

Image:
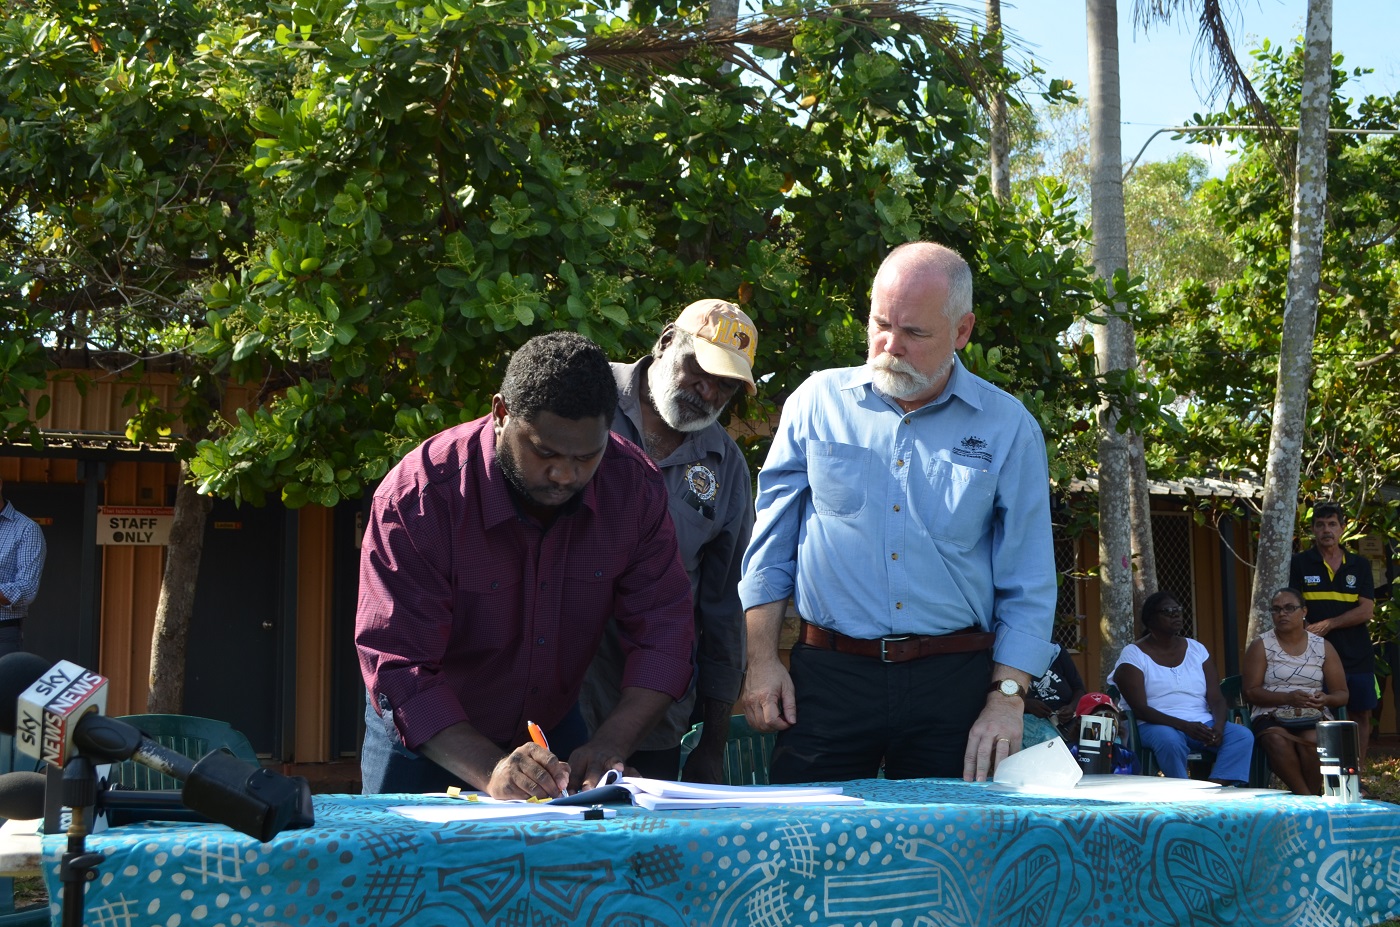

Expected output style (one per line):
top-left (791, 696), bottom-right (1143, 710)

top-left (1242, 587), bottom-right (1349, 795)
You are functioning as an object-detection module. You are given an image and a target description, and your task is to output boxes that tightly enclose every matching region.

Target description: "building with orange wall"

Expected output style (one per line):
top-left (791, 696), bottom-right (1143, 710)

top-left (3, 368), bottom-right (1392, 765)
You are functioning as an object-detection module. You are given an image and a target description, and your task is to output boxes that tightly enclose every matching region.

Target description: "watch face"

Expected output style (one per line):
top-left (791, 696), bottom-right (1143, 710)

top-left (1000, 679), bottom-right (1019, 696)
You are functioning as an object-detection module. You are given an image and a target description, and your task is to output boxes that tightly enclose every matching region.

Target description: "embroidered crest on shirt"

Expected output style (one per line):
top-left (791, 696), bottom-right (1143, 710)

top-left (953, 435), bottom-right (992, 463)
top-left (682, 463), bottom-right (718, 519)
top-left (1347, 574), bottom-right (1357, 588)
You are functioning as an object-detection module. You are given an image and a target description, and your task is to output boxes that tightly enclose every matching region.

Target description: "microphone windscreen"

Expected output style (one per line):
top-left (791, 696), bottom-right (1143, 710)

top-left (0, 653), bottom-right (52, 735)
top-left (0, 771), bottom-right (47, 820)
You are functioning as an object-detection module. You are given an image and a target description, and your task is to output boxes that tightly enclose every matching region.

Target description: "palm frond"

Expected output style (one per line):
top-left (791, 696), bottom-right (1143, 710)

top-left (1132, 0), bottom-right (1291, 177)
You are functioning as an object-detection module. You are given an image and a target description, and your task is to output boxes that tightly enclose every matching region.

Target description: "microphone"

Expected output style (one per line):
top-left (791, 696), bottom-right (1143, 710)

top-left (15, 659), bottom-right (109, 767)
top-left (0, 771), bottom-right (48, 821)
top-left (0, 652), bottom-right (315, 840)
top-left (0, 654), bottom-right (199, 780)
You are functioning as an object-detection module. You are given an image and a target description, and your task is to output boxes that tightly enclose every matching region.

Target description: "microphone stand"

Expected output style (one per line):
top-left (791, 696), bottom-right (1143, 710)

top-left (58, 758), bottom-right (104, 927)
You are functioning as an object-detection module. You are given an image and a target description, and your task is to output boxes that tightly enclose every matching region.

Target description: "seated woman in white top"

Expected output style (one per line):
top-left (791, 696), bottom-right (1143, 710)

top-left (1108, 591), bottom-right (1253, 784)
top-left (1242, 587), bottom-right (1348, 795)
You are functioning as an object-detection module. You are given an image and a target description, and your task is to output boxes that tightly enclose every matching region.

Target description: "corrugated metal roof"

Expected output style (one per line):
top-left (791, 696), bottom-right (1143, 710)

top-left (1066, 474), bottom-right (1263, 499)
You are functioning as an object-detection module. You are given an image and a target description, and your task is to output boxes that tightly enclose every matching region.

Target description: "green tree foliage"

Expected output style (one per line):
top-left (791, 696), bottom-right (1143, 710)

top-left (1138, 40), bottom-right (1400, 592)
top-left (3, 0), bottom-right (1113, 509)
top-left (1123, 154), bottom-right (1236, 297)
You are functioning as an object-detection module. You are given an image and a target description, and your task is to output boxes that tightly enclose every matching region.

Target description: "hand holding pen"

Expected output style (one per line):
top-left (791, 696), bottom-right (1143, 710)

top-left (527, 720), bottom-right (571, 796)
top-left (483, 720), bottom-right (570, 800)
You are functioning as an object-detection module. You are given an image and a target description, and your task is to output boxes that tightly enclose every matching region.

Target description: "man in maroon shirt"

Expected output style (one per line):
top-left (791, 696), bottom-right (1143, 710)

top-left (356, 332), bottom-right (695, 799)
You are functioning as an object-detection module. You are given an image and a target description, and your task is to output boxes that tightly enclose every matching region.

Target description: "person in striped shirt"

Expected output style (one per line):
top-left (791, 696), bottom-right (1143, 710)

top-left (1289, 503), bottom-right (1377, 763)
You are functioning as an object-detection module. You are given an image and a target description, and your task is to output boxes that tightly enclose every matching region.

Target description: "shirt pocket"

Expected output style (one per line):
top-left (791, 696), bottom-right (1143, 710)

top-left (915, 459), bottom-right (997, 550)
top-left (808, 441), bottom-right (870, 518)
top-left (561, 563), bottom-right (620, 650)
top-left (454, 573), bottom-right (524, 653)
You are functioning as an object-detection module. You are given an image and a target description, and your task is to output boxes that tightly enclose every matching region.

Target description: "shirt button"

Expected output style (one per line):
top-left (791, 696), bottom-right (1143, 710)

top-left (904, 417), bottom-right (911, 425)
top-left (537, 637), bottom-right (546, 646)
top-left (896, 459), bottom-right (904, 467)
top-left (893, 504), bottom-right (900, 512)
top-left (891, 552), bottom-right (899, 561)
top-left (895, 602), bottom-right (903, 610)
top-left (491, 581), bottom-right (499, 590)
top-left (595, 570), bottom-right (603, 578)
top-left (531, 686), bottom-right (539, 694)
top-left (540, 581), bottom-right (547, 590)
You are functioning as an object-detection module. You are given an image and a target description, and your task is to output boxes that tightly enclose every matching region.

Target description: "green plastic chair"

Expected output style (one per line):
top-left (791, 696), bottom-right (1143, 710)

top-left (110, 714), bottom-right (260, 790)
top-left (1108, 683), bottom-right (1207, 778)
top-left (679, 715), bottom-right (777, 786)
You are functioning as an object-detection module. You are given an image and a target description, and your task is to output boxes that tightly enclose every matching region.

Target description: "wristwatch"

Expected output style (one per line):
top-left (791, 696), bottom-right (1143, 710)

top-left (988, 679), bottom-right (1027, 698)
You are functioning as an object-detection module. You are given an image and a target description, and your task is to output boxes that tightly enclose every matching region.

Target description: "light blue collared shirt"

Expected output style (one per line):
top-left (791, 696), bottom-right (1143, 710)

top-left (0, 501), bottom-right (46, 621)
top-left (738, 358), bottom-right (1057, 676)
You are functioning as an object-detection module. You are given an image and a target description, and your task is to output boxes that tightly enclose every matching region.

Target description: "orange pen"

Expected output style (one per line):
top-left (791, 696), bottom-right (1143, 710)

top-left (526, 720), bottom-right (550, 753)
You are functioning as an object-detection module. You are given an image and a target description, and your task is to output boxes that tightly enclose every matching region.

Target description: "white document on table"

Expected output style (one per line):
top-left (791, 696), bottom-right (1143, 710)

top-left (389, 798), bottom-right (615, 822)
top-left (1054, 776), bottom-right (1283, 801)
top-left (563, 772), bottom-right (864, 810)
top-left (991, 737), bottom-right (1083, 791)
top-left (988, 739), bottom-right (1285, 802)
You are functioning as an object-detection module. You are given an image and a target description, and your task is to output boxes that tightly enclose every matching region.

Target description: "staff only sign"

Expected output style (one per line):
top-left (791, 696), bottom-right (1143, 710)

top-left (97, 506), bottom-right (175, 546)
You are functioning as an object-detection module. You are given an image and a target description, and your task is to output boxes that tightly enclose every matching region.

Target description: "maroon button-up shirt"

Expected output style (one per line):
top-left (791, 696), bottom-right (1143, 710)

top-left (355, 416), bottom-right (694, 751)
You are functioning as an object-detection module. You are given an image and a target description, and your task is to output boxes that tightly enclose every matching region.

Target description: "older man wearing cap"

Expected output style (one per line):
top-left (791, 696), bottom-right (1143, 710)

top-left (578, 299), bottom-right (759, 782)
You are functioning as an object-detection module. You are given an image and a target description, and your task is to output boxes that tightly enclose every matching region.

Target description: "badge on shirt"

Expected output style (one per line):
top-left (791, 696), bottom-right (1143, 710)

top-left (1346, 574), bottom-right (1357, 588)
top-left (683, 464), bottom-right (718, 519)
top-left (1304, 574), bottom-right (1321, 585)
top-left (685, 464), bottom-right (718, 503)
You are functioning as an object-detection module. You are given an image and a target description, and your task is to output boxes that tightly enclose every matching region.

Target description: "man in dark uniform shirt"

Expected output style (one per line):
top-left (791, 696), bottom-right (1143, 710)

top-left (1289, 503), bottom-right (1377, 762)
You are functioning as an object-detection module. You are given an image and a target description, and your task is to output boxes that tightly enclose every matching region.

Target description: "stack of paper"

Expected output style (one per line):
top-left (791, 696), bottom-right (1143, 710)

top-left (556, 772), bottom-right (863, 810)
top-left (388, 799), bottom-right (616, 823)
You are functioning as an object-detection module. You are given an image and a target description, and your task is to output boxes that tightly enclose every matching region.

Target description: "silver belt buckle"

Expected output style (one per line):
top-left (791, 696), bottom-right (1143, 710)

top-left (879, 634), bottom-right (913, 662)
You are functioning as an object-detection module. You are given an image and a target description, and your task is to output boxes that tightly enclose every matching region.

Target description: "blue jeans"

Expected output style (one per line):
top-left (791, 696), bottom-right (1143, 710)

top-left (1136, 719), bottom-right (1254, 783)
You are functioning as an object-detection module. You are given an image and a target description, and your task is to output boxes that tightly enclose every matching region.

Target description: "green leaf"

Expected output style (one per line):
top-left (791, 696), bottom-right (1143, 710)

top-left (232, 331), bottom-right (267, 361)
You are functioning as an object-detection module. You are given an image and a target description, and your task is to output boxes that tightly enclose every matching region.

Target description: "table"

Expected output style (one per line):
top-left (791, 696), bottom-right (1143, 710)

top-left (29, 779), bottom-right (1400, 927)
top-left (0, 818), bottom-right (41, 878)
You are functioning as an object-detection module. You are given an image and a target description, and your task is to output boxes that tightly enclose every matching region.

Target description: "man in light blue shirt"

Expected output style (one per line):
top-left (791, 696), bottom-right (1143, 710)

top-left (0, 475), bottom-right (47, 657)
top-left (738, 241), bottom-right (1057, 783)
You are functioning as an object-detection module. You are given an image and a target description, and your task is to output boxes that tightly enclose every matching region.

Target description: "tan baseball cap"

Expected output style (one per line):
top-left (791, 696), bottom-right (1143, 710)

top-left (674, 299), bottom-right (759, 395)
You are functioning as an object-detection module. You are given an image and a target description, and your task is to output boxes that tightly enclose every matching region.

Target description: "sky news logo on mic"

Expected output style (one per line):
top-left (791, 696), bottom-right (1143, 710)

top-left (16, 660), bottom-right (109, 766)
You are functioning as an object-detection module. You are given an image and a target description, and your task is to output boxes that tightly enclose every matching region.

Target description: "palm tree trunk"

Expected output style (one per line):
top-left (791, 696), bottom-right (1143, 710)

top-left (1247, 0), bottom-right (1332, 643)
top-left (1088, 0), bottom-right (1150, 679)
top-left (986, 0), bottom-right (1011, 202)
top-left (1128, 434), bottom-right (1157, 617)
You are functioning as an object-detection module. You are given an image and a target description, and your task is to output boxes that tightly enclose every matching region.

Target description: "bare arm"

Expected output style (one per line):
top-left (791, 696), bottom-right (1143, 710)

top-left (1309, 596), bottom-right (1374, 636)
top-left (420, 722), bottom-right (569, 800)
top-left (569, 686), bottom-right (673, 791)
top-left (739, 600), bottom-right (796, 732)
top-left (1201, 659), bottom-right (1228, 745)
top-left (1241, 639), bottom-right (1279, 707)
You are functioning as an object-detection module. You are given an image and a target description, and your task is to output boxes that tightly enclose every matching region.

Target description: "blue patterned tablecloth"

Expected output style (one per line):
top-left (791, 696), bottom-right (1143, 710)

top-left (38, 779), bottom-right (1400, 927)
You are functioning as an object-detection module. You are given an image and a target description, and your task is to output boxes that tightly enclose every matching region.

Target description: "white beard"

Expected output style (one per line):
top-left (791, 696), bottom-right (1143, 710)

top-left (648, 352), bottom-right (723, 432)
top-left (869, 354), bottom-right (951, 400)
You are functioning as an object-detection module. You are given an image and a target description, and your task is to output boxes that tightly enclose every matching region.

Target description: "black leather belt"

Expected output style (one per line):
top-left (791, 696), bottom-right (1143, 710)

top-left (799, 621), bottom-right (994, 663)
